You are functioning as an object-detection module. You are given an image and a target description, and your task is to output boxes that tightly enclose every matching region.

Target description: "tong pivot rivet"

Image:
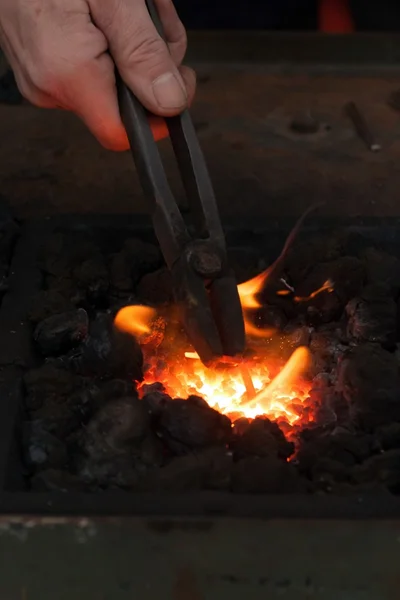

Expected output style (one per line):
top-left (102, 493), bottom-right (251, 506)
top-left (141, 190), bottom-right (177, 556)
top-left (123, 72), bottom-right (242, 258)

top-left (188, 243), bottom-right (222, 278)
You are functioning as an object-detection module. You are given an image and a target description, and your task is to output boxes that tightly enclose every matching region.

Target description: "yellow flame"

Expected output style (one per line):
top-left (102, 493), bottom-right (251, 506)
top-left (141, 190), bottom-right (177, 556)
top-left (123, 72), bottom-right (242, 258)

top-left (237, 271), bottom-right (269, 309)
top-left (243, 346), bottom-right (311, 412)
top-left (185, 351), bottom-right (200, 359)
top-left (114, 305), bottom-right (157, 337)
top-left (237, 271), bottom-right (275, 339)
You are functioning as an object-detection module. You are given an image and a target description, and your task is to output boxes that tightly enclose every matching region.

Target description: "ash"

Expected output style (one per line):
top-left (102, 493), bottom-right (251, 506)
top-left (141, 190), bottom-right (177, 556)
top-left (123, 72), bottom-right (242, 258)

top-left (22, 227), bottom-right (400, 495)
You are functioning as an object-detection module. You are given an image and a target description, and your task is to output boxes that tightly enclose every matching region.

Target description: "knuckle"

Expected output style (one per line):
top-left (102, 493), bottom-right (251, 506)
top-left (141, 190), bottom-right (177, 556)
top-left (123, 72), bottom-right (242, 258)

top-left (123, 29), bottom-right (169, 70)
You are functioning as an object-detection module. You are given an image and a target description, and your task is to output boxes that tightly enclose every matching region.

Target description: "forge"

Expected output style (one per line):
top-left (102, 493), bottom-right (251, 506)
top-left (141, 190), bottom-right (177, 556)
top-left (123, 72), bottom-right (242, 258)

top-left (1, 210), bottom-right (400, 502)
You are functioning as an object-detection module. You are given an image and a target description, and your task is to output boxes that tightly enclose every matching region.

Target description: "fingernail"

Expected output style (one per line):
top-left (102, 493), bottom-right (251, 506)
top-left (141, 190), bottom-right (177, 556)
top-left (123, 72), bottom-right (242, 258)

top-left (152, 72), bottom-right (187, 110)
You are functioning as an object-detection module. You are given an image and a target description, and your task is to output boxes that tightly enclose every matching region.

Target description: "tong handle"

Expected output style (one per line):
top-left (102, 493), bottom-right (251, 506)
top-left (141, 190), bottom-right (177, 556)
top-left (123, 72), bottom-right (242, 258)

top-left (145, 0), bottom-right (164, 36)
top-left (146, 0), bottom-right (228, 252)
top-left (117, 80), bottom-right (189, 269)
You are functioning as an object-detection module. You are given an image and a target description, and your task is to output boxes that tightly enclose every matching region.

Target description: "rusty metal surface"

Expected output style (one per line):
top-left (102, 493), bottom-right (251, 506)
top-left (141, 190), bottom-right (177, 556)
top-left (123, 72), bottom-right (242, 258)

top-left (1, 33), bottom-right (400, 220)
top-left (0, 515), bottom-right (398, 599)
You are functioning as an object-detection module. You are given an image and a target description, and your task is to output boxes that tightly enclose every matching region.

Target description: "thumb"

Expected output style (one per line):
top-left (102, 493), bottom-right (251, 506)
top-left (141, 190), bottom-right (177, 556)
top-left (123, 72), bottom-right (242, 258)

top-left (89, 0), bottom-right (188, 116)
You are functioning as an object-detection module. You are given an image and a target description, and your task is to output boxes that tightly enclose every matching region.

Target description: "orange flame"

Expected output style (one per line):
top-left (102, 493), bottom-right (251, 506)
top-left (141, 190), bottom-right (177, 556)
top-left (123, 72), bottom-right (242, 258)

top-left (114, 305), bottom-right (157, 337)
top-left (237, 271), bottom-right (269, 309)
top-left (237, 272), bottom-right (274, 338)
top-left (294, 279), bottom-right (334, 302)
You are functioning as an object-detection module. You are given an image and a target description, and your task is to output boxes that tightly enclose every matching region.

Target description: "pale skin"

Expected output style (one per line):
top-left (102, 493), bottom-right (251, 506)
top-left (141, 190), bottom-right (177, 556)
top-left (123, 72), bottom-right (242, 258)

top-left (0, 0), bottom-right (196, 150)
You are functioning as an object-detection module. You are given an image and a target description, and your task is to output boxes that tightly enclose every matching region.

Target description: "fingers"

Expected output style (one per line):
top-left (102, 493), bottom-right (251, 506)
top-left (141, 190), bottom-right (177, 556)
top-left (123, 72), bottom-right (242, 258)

top-left (64, 53), bottom-right (130, 151)
top-left (153, 0), bottom-right (187, 64)
top-left (89, 0), bottom-right (190, 116)
top-left (0, 0), bottom-right (195, 152)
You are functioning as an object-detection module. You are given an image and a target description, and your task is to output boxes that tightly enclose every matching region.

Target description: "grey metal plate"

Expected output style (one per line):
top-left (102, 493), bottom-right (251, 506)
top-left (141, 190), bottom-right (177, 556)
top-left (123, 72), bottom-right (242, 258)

top-left (0, 516), bottom-right (399, 600)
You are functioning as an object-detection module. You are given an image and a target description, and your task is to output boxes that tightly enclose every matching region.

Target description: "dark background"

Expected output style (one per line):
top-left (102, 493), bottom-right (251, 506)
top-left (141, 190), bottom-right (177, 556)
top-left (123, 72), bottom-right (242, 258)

top-left (173, 0), bottom-right (400, 31)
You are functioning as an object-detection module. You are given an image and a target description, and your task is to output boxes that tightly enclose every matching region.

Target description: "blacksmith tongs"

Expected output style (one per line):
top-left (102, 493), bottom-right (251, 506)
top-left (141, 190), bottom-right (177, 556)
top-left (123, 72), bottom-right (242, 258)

top-left (116, 0), bottom-right (245, 366)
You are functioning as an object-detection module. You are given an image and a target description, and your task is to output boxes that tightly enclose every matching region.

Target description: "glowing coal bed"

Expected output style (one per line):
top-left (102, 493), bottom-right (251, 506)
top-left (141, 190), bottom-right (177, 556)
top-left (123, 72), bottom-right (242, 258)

top-left (20, 222), bottom-right (400, 495)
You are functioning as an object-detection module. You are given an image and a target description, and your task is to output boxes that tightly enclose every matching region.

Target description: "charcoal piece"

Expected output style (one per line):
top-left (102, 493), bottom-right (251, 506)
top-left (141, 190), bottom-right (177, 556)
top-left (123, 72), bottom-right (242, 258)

top-left (231, 457), bottom-right (305, 493)
top-left (85, 396), bottom-right (149, 461)
top-left (23, 420), bottom-right (68, 469)
top-left (311, 372), bottom-right (331, 390)
top-left (80, 455), bottom-right (140, 490)
top-left (123, 238), bottom-right (162, 284)
top-left (31, 403), bottom-right (81, 438)
top-left (351, 449), bottom-right (400, 493)
top-left (309, 326), bottom-right (348, 376)
top-left (24, 364), bottom-right (82, 411)
top-left (110, 251), bottom-right (134, 293)
top-left (78, 313), bottom-right (143, 380)
top-left (336, 344), bottom-right (400, 428)
top-left (346, 284), bottom-right (397, 347)
top-left (90, 378), bottom-right (138, 411)
top-left (293, 256), bottom-right (365, 323)
top-left (232, 417), bottom-right (251, 436)
top-left (139, 448), bottom-right (232, 492)
top-left (157, 395), bottom-right (231, 453)
top-left (33, 308), bottom-right (89, 356)
top-left (204, 447), bottom-right (233, 490)
top-left (136, 268), bottom-right (173, 305)
top-left (376, 423), bottom-right (400, 451)
top-left (284, 234), bottom-right (343, 286)
top-left (324, 390), bottom-right (349, 424)
top-left (124, 237), bottom-right (161, 263)
top-left (139, 432), bottom-right (166, 467)
top-left (39, 232), bottom-right (101, 277)
top-left (45, 275), bottom-right (84, 305)
top-left (362, 247), bottom-right (400, 295)
top-left (296, 428), bottom-right (372, 476)
top-left (31, 469), bottom-right (89, 492)
top-left (142, 383), bottom-right (172, 415)
top-left (141, 382), bottom-right (166, 396)
top-left (231, 416), bottom-right (294, 460)
top-left (310, 457), bottom-right (351, 492)
top-left (308, 389), bottom-right (339, 427)
top-left (72, 256), bottom-right (109, 304)
top-left (29, 290), bottom-right (75, 324)
top-left (285, 324), bottom-right (312, 348)
top-left (0, 208), bottom-right (19, 262)
top-left (139, 454), bottom-right (205, 492)
top-left (24, 365), bottom-right (89, 437)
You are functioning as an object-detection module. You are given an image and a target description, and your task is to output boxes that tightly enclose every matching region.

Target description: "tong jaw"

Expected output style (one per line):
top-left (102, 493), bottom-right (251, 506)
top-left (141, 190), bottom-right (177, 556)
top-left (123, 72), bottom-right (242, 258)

top-left (171, 238), bottom-right (245, 365)
top-left (117, 75), bottom-right (245, 366)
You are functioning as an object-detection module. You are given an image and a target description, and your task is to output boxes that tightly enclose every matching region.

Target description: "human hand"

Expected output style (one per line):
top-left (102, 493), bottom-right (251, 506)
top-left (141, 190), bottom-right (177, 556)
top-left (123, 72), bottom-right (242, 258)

top-left (0, 0), bottom-right (196, 149)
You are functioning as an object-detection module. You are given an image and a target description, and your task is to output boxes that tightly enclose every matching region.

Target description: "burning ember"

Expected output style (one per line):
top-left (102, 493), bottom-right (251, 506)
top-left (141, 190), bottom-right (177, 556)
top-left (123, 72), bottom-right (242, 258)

top-left (114, 260), bottom-right (329, 428)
